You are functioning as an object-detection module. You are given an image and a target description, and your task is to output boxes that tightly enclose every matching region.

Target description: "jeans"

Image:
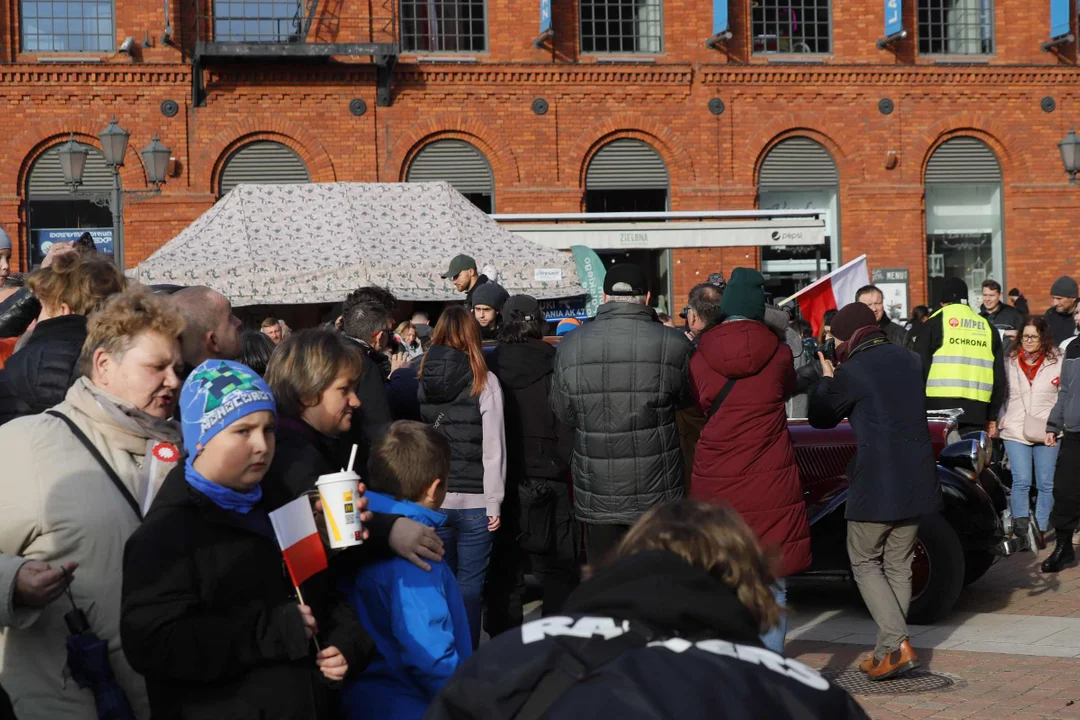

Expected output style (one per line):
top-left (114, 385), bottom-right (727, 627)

top-left (436, 507), bottom-right (494, 650)
top-left (760, 578), bottom-right (788, 654)
top-left (847, 519), bottom-right (919, 661)
top-left (1004, 439), bottom-right (1058, 532)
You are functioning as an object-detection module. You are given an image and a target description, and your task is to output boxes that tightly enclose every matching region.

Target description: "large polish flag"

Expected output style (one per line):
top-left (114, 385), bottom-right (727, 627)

top-left (269, 496), bottom-right (328, 588)
top-left (783, 255), bottom-right (870, 337)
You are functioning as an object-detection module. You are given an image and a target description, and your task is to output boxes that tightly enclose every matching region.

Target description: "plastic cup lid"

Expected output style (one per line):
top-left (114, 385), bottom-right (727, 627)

top-left (316, 470), bottom-right (360, 485)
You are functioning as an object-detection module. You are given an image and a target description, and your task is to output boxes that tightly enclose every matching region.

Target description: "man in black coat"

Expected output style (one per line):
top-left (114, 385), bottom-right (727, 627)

top-left (809, 302), bottom-right (941, 681)
top-left (427, 549), bottom-right (869, 720)
top-left (485, 295), bottom-right (577, 636)
top-left (1045, 276), bottom-right (1080, 347)
top-left (855, 284), bottom-right (909, 347)
top-left (340, 298), bottom-right (400, 471)
top-left (980, 279), bottom-right (1025, 351)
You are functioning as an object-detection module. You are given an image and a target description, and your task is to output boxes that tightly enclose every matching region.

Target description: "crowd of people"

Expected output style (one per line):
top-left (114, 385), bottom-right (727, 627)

top-left (0, 234), bottom-right (1078, 718)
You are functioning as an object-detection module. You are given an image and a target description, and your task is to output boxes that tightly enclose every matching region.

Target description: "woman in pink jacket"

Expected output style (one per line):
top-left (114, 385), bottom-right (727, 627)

top-left (999, 317), bottom-right (1062, 537)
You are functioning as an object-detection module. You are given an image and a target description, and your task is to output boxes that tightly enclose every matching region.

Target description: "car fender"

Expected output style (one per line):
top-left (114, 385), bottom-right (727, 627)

top-left (937, 465), bottom-right (1002, 553)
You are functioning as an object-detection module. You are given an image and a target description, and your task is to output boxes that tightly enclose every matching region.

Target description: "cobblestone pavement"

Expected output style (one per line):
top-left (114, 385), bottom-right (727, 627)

top-left (786, 550), bottom-right (1080, 719)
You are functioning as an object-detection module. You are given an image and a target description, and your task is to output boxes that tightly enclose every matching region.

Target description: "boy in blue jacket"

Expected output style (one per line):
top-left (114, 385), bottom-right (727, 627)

top-left (341, 420), bottom-right (471, 720)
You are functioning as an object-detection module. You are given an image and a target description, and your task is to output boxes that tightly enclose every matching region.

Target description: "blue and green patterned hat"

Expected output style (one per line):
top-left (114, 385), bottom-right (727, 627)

top-left (180, 359), bottom-right (276, 457)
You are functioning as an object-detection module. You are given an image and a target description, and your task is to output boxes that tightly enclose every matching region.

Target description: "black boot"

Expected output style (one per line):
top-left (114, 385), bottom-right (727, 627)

top-left (1042, 530), bottom-right (1076, 573)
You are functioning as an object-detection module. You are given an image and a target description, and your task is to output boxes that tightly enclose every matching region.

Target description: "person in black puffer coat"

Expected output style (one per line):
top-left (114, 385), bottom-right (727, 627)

top-left (427, 500), bottom-right (869, 720)
top-left (484, 296), bottom-right (577, 636)
top-left (0, 251), bottom-right (124, 426)
top-left (419, 305), bottom-right (506, 650)
top-left (550, 264), bottom-right (691, 562)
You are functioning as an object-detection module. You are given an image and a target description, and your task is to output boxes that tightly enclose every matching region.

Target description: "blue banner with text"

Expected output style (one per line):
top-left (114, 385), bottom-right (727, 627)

top-left (884, 0), bottom-right (902, 37)
top-left (1051, 0), bottom-right (1070, 39)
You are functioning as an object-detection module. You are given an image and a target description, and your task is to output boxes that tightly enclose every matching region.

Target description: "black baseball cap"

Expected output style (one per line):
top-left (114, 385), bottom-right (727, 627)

top-left (441, 254), bottom-right (477, 279)
top-left (603, 263), bottom-right (648, 296)
top-left (503, 294), bottom-right (540, 321)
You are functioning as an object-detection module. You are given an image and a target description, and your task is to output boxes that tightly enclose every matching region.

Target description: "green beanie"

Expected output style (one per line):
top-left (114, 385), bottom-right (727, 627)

top-left (719, 267), bottom-right (766, 322)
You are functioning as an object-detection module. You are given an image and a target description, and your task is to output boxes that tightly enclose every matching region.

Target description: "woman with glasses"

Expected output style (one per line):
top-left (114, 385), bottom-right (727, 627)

top-left (999, 317), bottom-right (1061, 542)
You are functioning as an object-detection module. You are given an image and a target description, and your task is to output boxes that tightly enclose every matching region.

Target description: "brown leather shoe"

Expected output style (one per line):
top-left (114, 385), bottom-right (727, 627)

top-left (858, 654), bottom-right (874, 673)
top-left (868, 640), bottom-right (920, 681)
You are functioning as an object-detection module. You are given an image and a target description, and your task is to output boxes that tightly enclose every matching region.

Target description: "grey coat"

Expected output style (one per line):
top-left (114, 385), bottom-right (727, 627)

top-left (551, 302), bottom-right (691, 525)
top-left (1048, 338), bottom-right (1080, 434)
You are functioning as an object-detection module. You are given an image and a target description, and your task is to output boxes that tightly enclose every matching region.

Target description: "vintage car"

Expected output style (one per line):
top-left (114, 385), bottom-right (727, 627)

top-left (789, 410), bottom-right (1019, 624)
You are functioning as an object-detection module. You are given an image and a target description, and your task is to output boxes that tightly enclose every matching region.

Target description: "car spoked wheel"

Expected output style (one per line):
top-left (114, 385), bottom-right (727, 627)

top-left (906, 514), bottom-right (965, 626)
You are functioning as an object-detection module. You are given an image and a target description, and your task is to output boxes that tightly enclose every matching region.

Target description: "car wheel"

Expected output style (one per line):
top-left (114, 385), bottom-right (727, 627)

top-left (962, 551), bottom-right (995, 586)
top-left (906, 513), bottom-right (965, 625)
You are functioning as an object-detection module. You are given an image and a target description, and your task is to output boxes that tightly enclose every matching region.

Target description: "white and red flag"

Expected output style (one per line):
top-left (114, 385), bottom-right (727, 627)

top-left (269, 496), bottom-right (328, 588)
top-left (782, 255), bottom-right (870, 337)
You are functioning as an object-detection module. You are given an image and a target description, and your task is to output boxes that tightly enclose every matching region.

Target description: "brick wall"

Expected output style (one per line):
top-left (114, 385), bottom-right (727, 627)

top-left (0, 0), bottom-right (1078, 312)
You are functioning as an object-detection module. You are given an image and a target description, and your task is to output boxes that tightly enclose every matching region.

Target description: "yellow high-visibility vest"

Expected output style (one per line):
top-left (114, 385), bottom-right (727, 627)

top-left (926, 303), bottom-right (995, 403)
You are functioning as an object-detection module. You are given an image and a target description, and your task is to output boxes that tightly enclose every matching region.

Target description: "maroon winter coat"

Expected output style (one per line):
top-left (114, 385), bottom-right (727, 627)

top-left (688, 319), bottom-right (812, 577)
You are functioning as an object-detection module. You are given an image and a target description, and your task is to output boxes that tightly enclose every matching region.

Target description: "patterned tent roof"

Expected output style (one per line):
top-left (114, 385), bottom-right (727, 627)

top-left (129, 182), bottom-right (585, 306)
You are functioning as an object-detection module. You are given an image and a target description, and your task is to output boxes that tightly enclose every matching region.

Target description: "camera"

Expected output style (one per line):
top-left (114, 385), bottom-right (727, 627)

top-left (816, 338), bottom-right (836, 363)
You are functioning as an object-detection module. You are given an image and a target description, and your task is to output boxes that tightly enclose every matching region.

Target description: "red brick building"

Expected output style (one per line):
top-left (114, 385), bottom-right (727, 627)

top-left (3, 0), bottom-right (1079, 314)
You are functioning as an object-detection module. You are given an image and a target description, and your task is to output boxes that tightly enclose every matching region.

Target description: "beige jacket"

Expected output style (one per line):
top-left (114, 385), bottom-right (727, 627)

top-left (0, 379), bottom-right (181, 720)
top-left (999, 355), bottom-right (1062, 445)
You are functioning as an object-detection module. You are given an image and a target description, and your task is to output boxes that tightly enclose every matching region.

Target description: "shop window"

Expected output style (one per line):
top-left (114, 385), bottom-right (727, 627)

top-left (22, 0), bottom-right (114, 52)
top-left (401, 0), bottom-right (487, 52)
top-left (757, 137), bottom-right (839, 300)
top-left (580, 0), bottom-right (663, 54)
top-left (752, 0), bottom-right (831, 55)
top-left (26, 142), bottom-right (114, 264)
top-left (584, 139), bottom-right (668, 212)
top-left (406, 140), bottom-right (495, 212)
top-left (918, 0), bottom-right (994, 55)
top-left (925, 138), bottom-right (1003, 308)
top-left (213, 0), bottom-right (304, 42)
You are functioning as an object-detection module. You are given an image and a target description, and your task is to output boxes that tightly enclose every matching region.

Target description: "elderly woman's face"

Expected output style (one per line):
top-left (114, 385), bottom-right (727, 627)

top-left (94, 331), bottom-right (183, 418)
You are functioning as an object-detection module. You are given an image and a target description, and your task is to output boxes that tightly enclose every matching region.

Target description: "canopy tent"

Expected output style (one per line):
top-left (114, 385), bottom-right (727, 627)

top-left (128, 182), bottom-right (585, 306)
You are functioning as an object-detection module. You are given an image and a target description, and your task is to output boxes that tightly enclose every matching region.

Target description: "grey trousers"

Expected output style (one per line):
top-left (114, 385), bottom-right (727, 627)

top-left (847, 519), bottom-right (920, 660)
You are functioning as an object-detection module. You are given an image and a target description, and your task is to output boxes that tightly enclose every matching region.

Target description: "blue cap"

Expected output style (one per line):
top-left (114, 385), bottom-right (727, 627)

top-left (180, 360), bottom-right (276, 458)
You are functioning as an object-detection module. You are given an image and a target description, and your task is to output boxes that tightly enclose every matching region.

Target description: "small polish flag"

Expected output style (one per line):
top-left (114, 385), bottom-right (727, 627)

top-left (269, 496), bottom-right (328, 588)
top-left (782, 255), bottom-right (870, 337)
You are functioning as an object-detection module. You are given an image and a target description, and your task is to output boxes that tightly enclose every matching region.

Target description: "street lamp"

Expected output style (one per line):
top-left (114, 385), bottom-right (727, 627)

top-left (1059, 128), bottom-right (1080, 184)
top-left (56, 119), bottom-right (171, 269)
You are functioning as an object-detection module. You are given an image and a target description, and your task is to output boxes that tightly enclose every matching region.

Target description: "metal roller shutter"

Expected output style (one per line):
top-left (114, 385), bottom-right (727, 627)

top-left (925, 137), bottom-right (1002, 184)
top-left (406, 140), bottom-right (495, 195)
top-left (585, 139), bottom-right (669, 190)
top-left (220, 141), bottom-right (311, 196)
top-left (28, 144), bottom-right (114, 197)
top-left (758, 137), bottom-right (839, 190)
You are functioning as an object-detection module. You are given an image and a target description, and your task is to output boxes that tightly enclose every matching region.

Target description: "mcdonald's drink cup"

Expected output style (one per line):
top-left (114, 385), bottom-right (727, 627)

top-left (316, 471), bottom-right (364, 549)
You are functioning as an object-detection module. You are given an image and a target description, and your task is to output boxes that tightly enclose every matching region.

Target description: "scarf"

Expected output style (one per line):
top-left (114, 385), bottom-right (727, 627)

top-left (836, 327), bottom-right (888, 365)
top-left (69, 378), bottom-right (184, 514)
top-left (184, 464), bottom-right (262, 514)
top-left (1018, 350), bottom-right (1045, 385)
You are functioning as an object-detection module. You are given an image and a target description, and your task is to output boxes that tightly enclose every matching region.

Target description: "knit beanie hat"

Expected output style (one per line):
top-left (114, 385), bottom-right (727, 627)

top-left (0, 227), bottom-right (11, 251)
top-left (942, 277), bottom-right (969, 305)
top-left (181, 360), bottom-right (277, 457)
top-left (1051, 276), bottom-right (1079, 299)
top-left (556, 317), bottom-right (581, 336)
top-left (719, 267), bottom-right (766, 322)
top-left (470, 281), bottom-right (509, 311)
top-left (830, 302), bottom-right (877, 341)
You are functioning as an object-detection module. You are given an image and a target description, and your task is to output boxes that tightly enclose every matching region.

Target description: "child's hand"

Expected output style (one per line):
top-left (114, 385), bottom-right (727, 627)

top-left (316, 646), bottom-right (348, 681)
top-left (488, 516), bottom-right (501, 532)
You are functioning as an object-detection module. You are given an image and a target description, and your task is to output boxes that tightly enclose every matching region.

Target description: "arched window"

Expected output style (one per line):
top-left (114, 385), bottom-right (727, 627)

top-left (406, 139), bottom-right (495, 213)
top-left (585, 138), bottom-right (669, 213)
top-left (757, 137), bottom-right (840, 297)
top-left (26, 142), bottom-right (114, 264)
top-left (925, 137), bottom-right (1003, 307)
top-left (219, 141), bottom-right (311, 197)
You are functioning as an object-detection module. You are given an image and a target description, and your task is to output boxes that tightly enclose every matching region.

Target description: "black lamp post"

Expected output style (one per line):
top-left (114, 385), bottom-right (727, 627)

top-left (1059, 129), bottom-right (1080, 184)
top-left (56, 119), bottom-right (171, 269)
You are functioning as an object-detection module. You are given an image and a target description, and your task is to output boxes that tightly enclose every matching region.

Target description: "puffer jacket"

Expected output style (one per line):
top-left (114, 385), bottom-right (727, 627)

top-left (550, 303), bottom-right (691, 525)
top-left (688, 319), bottom-right (811, 577)
top-left (0, 314), bottom-right (87, 426)
top-left (419, 345), bottom-right (486, 495)
top-left (0, 288), bottom-right (40, 339)
top-left (1000, 353), bottom-right (1062, 444)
